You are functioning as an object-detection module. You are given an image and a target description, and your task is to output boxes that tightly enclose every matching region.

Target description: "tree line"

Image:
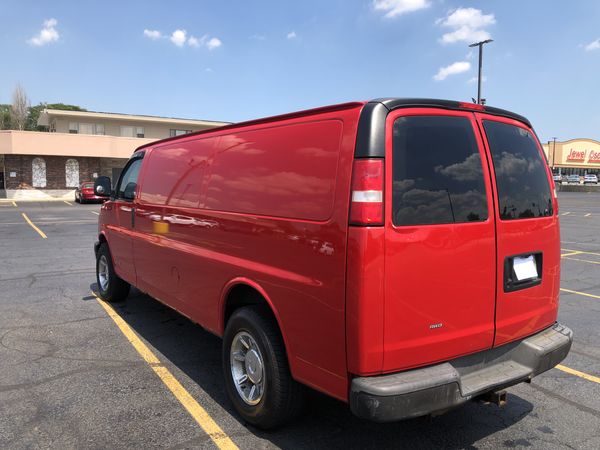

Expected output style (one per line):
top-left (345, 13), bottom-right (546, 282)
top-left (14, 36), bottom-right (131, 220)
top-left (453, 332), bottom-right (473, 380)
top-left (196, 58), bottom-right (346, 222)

top-left (1, 84), bottom-right (85, 131)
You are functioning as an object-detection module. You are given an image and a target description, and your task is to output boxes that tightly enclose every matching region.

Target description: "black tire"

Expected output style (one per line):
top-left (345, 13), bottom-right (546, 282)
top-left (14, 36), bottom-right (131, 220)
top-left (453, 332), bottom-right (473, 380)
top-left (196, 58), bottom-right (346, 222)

top-left (96, 242), bottom-right (130, 302)
top-left (75, 193), bottom-right (80, 203)
top-left (223, 306), bottom-right (305, 429)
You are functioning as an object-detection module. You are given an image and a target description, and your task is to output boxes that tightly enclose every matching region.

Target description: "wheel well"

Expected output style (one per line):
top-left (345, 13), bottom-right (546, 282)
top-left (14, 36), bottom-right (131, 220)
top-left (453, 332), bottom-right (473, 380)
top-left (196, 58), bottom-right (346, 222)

top-left (223, 284), bottom-right (276, 328)
top-left (99, 234), bottom-right (107, 244)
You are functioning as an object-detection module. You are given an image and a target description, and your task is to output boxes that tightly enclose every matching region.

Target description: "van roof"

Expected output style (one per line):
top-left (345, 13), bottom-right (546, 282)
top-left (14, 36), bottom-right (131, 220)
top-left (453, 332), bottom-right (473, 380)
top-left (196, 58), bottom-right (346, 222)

top-left (135, 98), bottom-right (532, 153)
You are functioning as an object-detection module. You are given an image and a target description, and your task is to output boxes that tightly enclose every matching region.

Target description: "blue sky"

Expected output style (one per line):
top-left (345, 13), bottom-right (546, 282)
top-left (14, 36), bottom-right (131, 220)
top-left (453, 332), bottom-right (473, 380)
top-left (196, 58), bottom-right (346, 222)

top-left (1, 0), bottom-right (599, 143)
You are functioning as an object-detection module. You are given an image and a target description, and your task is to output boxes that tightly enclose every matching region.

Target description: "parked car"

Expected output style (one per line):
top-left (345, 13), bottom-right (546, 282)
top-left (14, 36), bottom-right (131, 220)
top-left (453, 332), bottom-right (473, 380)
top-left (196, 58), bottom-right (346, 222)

top-left (552, 174), bottom-right (562, 183)
top-left (567, 174), bottom-right (581, 184)
top-left (93, 98), bottom-right (572, 428)
top-left (584, 174), bottom-right (598, 185)
top-left (75, 181), bottom-right (109, 203)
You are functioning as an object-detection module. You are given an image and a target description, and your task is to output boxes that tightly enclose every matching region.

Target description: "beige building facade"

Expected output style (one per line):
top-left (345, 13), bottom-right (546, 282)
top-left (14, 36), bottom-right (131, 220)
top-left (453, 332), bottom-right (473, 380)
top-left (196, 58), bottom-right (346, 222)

top-left (0, 109), bottom-right (228, 199)
top-left (542, 138), bottom-right (600, 175)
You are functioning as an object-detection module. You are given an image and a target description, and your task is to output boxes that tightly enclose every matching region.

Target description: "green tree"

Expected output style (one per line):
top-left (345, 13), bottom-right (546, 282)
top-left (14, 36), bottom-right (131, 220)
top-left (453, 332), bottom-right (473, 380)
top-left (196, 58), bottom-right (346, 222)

top-left (27, 102), bottom-right (87, 131)
top-left (0, 104), bottom-right (12, 129)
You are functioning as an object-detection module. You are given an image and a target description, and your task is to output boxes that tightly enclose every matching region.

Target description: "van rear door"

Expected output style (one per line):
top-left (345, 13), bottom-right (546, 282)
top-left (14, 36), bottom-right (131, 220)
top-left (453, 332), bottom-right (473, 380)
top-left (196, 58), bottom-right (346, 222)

top-left (476, 114), bottom-right (559, 346)
top-left (382, 109), bottom-right (496, 372)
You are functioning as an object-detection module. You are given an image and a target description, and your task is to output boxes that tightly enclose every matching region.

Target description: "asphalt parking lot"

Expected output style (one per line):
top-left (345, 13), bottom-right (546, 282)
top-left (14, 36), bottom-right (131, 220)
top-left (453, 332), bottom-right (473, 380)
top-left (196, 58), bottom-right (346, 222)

top-left (0, 193), bottom-right (599, 450)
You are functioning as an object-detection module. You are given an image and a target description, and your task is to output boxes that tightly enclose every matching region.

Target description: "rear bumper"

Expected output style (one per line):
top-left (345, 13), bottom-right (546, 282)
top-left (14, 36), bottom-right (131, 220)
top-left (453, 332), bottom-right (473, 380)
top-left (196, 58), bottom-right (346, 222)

top-left (350, 322), bottom-right (572, 422)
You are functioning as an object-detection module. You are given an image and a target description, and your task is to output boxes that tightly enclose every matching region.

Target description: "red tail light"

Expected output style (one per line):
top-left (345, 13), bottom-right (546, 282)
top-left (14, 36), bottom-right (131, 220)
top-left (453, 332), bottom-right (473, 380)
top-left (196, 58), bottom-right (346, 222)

top-left (349, 159), bottom-right (384, 226)
top-left (458, 102), bottom-right (485, 111)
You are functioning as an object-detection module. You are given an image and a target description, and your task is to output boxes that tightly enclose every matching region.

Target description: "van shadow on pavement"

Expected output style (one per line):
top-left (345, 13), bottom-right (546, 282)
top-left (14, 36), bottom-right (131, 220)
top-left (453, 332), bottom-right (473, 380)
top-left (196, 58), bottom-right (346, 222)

top-left (87, 285), bottom-right (534, 449)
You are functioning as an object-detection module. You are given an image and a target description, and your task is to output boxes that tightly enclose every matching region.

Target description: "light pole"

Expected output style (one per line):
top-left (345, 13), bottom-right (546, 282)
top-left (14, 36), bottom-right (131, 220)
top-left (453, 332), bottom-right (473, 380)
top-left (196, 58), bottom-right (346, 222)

top-left (469, 39), bottom-right (493, 104)
top-left (552, 137), bottom-right (557, 173)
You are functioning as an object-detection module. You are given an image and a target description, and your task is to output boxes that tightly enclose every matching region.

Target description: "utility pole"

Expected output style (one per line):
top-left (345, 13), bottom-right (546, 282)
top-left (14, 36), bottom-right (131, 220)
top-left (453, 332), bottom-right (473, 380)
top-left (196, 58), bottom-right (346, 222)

top-left (469, 39), bottom-right (493, 104)
top-left (552, 137), bottom-right (557, 172)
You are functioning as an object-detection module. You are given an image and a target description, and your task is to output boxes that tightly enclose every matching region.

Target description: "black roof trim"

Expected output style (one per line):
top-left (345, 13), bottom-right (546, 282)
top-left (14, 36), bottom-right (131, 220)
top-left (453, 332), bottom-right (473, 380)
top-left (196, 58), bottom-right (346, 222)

top-left (354, 98), bottom-right (532, 158)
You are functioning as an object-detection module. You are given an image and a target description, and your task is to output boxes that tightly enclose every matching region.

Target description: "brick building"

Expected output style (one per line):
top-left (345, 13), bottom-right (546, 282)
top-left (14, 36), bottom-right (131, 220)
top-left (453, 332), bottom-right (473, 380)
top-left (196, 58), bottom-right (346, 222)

top-left (0, 109), bottom-right (228, 199)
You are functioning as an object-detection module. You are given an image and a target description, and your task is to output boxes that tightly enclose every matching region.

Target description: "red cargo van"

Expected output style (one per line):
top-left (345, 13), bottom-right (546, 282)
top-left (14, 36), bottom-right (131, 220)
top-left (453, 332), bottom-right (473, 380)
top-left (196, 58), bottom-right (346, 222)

top-left (94, 98), bottom-right (572, 428)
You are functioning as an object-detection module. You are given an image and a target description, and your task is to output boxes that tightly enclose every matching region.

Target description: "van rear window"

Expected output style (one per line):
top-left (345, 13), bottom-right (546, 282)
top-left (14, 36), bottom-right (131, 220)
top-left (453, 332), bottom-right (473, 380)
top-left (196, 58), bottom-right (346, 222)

top-left (392, 115), bottom-right (488, 226)
top-left (483, 121), bottom-right (553, 220)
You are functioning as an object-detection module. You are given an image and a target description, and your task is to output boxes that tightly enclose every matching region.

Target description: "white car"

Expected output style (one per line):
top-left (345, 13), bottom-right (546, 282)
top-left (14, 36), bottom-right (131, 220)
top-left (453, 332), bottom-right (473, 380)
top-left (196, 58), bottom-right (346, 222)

top-left (584, 174), bottom-right (598, 185)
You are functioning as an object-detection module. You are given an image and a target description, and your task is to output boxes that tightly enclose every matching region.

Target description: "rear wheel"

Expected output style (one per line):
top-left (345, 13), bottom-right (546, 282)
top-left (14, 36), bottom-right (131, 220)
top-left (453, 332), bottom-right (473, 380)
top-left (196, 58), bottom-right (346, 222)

top-left (96, 242), bottom-right (130, 302)
top-left (223, 306), bottom-right (305, 429)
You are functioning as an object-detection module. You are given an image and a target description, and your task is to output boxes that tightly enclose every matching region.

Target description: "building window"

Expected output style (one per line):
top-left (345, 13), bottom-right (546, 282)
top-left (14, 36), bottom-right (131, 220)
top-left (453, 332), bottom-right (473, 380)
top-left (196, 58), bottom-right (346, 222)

top-left (120, 126), bottom-right (135, 137)
top-left (32, 158), bottom-right (47, 188)
top-left (95, 124), bottom-right (105, 135)
top-left (170, 129), bottom-right (192, 137)
top-left (65, 159), bottom-right (80, 188)
top-left (79, 123), bottom-right (94, 135)
top-left (136, 127), bottom-right (145, 138)
top-left (69, 122), bottom-right (78, 134)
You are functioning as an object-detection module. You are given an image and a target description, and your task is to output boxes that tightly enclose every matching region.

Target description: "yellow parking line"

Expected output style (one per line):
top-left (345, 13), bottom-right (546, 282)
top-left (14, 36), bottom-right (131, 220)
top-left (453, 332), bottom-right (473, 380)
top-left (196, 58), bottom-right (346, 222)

top-left (64, 200), bottom-right (73, 206)
top-left (561, 251), bottom-right (583, 257)
top-left (93, 293), bottom-right (238, 450)
top-left (562, 257), bottom-right (600, 265)
top-left (556, 364), bottom-right (600, 384)
top-left (560, 288), bottom-right (600, 299)
top-left (21, 213), bottom-right (47, 239)
top-left (12, 201), bottom-right (17, 207)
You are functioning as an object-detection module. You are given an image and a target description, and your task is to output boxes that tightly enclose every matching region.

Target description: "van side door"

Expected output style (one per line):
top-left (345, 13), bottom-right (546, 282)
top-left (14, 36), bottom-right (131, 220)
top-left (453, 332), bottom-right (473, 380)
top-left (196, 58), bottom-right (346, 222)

top-left (107, 153), bottom-right (144, 285)
top-left (476, 114), bottom-right (560, 346)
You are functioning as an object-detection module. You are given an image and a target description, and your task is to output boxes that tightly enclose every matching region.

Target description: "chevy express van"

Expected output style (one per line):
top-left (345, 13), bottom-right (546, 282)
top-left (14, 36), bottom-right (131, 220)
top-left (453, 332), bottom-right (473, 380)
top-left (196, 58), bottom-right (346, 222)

top-left (94, 98), bottom-right (572, 428)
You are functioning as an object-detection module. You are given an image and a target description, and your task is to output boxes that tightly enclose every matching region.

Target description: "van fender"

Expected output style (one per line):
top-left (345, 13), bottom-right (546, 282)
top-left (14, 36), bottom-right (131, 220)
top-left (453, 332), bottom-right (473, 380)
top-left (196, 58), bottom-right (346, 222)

top-left (218, 277), bottom-right (292, 363)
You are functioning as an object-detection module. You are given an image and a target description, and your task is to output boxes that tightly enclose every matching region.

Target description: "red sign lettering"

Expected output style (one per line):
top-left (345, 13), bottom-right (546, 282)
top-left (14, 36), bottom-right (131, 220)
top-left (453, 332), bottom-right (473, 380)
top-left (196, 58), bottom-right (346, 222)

top-left (589, 150), bottom-right (600, 163)
top-left (566, 149), bottom-right (586, 161)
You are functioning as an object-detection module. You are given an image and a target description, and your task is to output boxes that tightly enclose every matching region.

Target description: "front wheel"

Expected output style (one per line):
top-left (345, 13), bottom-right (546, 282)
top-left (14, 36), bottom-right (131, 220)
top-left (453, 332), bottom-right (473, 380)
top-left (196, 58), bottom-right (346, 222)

top-left (223, 306), bottom-right (305, 429)
top-left (96, 242), bottom-right (130, 302)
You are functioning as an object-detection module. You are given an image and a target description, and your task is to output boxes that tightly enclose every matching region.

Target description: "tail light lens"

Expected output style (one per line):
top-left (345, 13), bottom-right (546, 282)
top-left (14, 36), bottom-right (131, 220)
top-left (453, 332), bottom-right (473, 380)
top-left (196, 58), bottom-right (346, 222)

top-left (349, 158), bottom-right (384, 226)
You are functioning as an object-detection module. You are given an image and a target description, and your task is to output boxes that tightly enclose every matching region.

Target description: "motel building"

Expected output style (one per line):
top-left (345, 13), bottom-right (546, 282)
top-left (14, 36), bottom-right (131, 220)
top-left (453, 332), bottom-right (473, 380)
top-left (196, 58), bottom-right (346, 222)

top-left (542, 138), bottom-right (600, 177)
top-left (0, 109), bottom-right (228, 200)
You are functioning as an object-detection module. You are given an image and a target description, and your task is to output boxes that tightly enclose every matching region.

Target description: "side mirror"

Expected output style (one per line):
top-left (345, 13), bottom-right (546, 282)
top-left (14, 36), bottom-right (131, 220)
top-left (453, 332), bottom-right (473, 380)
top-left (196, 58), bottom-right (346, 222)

top-left (123, 182), bottom-right (137, 201)
top-left (94, 176), bottom-right (111, 197)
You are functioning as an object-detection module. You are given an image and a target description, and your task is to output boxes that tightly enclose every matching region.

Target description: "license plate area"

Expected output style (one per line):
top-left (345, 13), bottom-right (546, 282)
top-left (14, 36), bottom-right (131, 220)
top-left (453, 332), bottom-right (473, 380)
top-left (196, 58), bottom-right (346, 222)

top-left (504, 252), bottom-right (543, 292)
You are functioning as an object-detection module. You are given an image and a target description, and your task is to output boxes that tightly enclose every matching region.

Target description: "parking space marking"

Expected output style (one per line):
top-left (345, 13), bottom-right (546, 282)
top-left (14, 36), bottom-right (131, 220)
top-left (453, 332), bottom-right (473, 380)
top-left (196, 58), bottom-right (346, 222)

top-left (560, 288), bottom-right (600, 300)
top-left (93, 293), bottom-right (238, 450)
top-left (585, 213), bottom-right (591, 217)
top-left (561, 251), bottom-right (583, 257)
top-left (64, 200), bottom-right (73, 206)
top-left (562, 256), bottom-right (600, 265)
top-left (561, 212), bottom-right (571, 216)
top-left (21, 213), bottom-right (48, 239)
top-left (556, 364), bottom-right (600, 384)
top-left (90, 211), bottom-right (100, 215)
top-left (561, 248), bottom-right (600, 257)
top-left (12, 201), bottom-right (17, 207)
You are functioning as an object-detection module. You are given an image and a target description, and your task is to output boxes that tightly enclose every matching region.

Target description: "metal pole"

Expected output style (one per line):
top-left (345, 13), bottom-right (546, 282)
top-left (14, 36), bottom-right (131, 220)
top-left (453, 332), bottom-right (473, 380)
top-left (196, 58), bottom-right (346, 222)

top-left (477, 44), bottom-right (483, 104)
top-left (552, 137), bottom-right (557, 172)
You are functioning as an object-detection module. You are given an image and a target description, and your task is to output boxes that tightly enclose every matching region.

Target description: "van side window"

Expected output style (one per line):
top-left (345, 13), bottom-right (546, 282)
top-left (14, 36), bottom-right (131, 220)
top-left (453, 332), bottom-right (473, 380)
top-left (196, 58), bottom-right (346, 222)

top-left (116, 158), bottom-right (143, 200)
top-left (483, 121), bottom-right (553, 220)
top-left (392, 116), bottom-right (488, 226)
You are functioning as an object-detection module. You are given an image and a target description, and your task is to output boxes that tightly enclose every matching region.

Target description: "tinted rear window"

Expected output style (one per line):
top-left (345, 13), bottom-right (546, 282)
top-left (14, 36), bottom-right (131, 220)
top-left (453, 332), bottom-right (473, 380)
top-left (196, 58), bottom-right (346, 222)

top-left (392, 115), bottom-right (488, 226)
top-left (483, 121), bottom-right (553, 220)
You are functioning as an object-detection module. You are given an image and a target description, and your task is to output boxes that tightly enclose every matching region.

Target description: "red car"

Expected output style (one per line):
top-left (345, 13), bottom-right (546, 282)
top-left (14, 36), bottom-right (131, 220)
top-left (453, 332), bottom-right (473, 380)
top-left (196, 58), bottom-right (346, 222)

top-left (93, 98), bottom-right (572, 428)
top-left (75, 181), bottom-right (108, 203)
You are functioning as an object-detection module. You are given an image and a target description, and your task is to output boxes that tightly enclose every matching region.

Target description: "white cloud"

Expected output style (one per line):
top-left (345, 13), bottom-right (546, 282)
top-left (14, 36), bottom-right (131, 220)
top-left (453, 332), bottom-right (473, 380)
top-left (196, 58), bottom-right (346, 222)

top-left (373, 0), bottom-right (430, 18)
top-left (287, 31), bottom-right (297, 40)
top-left (250, 34), bottom-right (266, 41)
top-left (28, 18), bottom-right (60, 46)
top-left (585, 38), bottom-right (600, 51)
top-left (437, 8), bottom-right (495, 45)
top-left (188, 36), bottom-right (200, 47)
top-left (170, 29), bottom-right (187, 47)
top-left (433, 61), bottom-right (471, 81)
top-left (143, 29), bottom-right (162, 40)
top-left (205, 37), bottom-right (222, 50)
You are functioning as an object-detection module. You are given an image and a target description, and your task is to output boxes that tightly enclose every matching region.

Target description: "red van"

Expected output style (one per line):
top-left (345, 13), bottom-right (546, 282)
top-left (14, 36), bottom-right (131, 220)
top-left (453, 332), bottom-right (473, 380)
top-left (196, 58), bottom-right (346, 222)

top-left (94, 98), bottom-right (572, 428)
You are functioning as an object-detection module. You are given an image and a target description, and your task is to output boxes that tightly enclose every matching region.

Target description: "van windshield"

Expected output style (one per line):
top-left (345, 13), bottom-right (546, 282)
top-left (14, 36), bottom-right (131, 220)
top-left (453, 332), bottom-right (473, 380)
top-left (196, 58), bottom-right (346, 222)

top-left (483, 121), bottom-right (553, 220)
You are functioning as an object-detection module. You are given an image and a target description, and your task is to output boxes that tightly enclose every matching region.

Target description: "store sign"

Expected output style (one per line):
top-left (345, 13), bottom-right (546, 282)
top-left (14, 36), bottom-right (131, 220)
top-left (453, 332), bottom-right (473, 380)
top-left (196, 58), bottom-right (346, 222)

top-left (566, 149), bottom-right (586, 161)
top-left (589, 150), bottom-right (600, 163)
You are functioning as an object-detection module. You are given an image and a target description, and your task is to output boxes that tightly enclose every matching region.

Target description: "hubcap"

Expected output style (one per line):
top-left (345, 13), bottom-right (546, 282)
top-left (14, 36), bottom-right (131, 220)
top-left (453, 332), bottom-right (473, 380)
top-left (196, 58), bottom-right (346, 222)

top-left (98, 255), bottom-right (109, 291)
top-left (230, 331), bottom-right (265, 405)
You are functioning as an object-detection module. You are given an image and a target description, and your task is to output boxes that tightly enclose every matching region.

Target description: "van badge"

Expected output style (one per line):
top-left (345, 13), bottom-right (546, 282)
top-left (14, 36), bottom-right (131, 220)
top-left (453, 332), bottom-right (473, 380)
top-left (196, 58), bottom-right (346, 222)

top-left (429, 323), bottom-right (443, 329)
